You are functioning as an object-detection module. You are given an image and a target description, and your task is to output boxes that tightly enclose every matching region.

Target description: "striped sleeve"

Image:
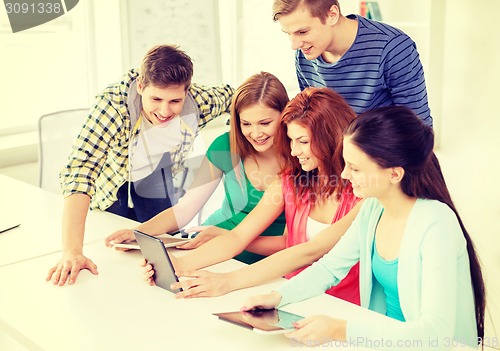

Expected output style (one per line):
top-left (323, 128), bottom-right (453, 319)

top-left (295, 52), bottom-right (308, 91)
top-left (381, 34), bottom-right (432, 126)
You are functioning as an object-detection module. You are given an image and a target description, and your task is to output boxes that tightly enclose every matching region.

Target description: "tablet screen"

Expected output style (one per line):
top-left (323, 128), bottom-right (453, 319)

top-left (213, 309), bottom-right (303, 334)
top-left (133, 230), bottom-right (181, 293)
top-left (112, 235), bottom-right (191, 250)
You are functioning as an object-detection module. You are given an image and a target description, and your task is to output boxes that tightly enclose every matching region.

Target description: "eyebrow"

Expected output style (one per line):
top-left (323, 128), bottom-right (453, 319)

top-left (153, 96), bottom-right (184, 102)
top-left (240, 118), bottom-right (273, 123)
top-left (289, 135), bottom-right (309, 141)
top-left (282, 26), bottom-right (310, 35)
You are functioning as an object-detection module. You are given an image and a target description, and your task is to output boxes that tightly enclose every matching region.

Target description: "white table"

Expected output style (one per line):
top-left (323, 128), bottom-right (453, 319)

top-left (0, 242), bottom-right (478, 351)
top-left (0, 175), bottom-right (479, 351)
top-left (0, 242), bottom-right (389, 351)
top-left (0, 174), bottom-right (138, 267)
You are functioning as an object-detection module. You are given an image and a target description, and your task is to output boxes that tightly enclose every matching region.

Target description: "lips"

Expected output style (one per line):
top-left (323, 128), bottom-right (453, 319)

top-left (253, 137), bottom-right (270, 145)
top-left (154, 113), bottom-right (173, 123)
top-left (298, 157), bottom-right (309, 165)
top-left (301, 46), bottom-right (313, 55)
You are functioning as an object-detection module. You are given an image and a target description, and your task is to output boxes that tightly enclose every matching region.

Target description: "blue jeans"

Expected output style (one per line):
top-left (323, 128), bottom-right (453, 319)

top-left (106, 181), bottom-right (173, 222)
top-left (106, 152), bottom-right (183, 222)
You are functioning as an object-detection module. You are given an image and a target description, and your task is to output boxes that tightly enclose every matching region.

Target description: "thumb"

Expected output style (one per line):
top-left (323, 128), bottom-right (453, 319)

top-left (292, 316), bottom-right (310, 329)
top-left (185, 225), bottom-right (209, 232)
top-left (177, 236), bottom-right (201, 249)
top-left (86, 260), bottom-right (99, 275)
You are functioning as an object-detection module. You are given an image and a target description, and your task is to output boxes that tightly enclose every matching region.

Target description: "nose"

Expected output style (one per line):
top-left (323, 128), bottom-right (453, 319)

top-left (341, 165), bottom-right (350, 180)
top-left (251, 125), bottom-right (263, 138)
top-left (290, 141), bottom-right (300, 157)
top-left (159, 102), bottom-right (170, 117)
top-left (290, 35), bottom-right (302, 50)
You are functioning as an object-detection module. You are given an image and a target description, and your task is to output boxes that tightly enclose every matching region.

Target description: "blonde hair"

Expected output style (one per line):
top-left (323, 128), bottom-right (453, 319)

top-left (272, 0), bottom-right (340, 23)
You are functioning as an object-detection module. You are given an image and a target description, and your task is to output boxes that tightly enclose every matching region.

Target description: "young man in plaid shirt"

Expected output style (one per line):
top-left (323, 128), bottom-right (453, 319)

top-left (47, 45), bottom-right (234, 285)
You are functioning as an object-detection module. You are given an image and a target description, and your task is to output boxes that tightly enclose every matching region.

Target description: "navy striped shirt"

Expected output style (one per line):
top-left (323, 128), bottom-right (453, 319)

top-left (296, 15), bottom-right (432, 126)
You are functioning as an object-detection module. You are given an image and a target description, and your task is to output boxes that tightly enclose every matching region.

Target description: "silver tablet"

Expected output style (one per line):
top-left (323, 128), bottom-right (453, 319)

top-left (213, 309), bottom-right (304, 335)
top-left (134, 230), bottom-right (181, 293)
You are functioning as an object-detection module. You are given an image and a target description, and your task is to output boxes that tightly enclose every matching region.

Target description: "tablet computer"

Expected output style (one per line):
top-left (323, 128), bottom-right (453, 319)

top-left (112, 233), bottom-right (191, 250)
top-left (213, 309), bottom-right (303, 335)
top-left (133, 230), bottom-right (182, 293)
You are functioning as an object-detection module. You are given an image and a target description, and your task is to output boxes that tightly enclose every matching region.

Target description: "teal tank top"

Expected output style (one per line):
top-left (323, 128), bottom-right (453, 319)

top-left (372, 240), bottom-right (406, 321)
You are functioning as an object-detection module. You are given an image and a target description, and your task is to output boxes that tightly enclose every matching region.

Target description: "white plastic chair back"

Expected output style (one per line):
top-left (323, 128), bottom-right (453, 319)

top-left (38, 109), bottom-right (88, 193)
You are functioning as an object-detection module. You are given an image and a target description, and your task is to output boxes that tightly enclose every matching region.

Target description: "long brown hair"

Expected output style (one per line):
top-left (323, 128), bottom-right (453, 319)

top-left (345, 105), bottom-right (485, 341)
top-left (229, 72), bottom-right (289, 160)
top-left (275, 87), bottom-right (355, 203)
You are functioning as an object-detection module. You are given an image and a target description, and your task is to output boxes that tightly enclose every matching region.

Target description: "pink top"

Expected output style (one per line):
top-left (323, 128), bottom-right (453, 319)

top-left (282, 175), bottom-right (361, 305)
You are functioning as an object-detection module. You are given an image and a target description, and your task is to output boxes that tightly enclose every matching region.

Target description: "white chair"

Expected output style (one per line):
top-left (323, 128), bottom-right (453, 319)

top-left (37, 108), bottom-right (88, 193)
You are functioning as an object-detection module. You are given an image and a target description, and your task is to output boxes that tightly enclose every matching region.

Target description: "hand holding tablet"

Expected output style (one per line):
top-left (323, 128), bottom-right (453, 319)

top-left (213, 309), bottom-right (304, 335)
top-left (134, 230), bottom-right (182, 293)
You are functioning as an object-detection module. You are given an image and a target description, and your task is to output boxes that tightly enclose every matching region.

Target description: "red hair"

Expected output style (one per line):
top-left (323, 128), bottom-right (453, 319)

top-left (276, 87), bottom-right (355, 203)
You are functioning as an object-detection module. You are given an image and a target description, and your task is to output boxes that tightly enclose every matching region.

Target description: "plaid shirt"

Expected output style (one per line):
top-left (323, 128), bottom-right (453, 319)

top-left (60, 69), bottom-right (234, 210)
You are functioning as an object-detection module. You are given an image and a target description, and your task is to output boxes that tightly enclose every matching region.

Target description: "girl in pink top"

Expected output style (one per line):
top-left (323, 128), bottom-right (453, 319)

top-left (283, 176), bottom-right (360, 304)
top-left (276, 88), bottom-right (361, 305)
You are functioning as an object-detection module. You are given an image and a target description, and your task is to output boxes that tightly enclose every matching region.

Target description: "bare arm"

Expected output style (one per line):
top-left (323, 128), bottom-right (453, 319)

top-left (244, 229), bottom-right (287, 256)
top-left (138, 157), bottom-right (222, 234)
top-left (62, 193), bottom-right (89, 253)
top-left (105, 157), bottom-right (222, 245)
top-left (223, 201), bottom-right (363, 291)
top-left (46, 193), bottom-right (98, 285)
top-left (171, 201), bottom-right (363, 298)
top-left (175, 178), bottom-right (285, 272)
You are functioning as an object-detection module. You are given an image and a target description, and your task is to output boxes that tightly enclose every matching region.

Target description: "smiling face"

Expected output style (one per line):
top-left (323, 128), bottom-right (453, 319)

top-left (239, 104), bottom-right (281, 153)
top-left (137, 82), bottom-right (187, 126)
top-left (287, 121), bottom-right (320, 172)
top-left (341, 136), bottom-right (394, 199)
top-left (278, 4), bottom-right (337, 60)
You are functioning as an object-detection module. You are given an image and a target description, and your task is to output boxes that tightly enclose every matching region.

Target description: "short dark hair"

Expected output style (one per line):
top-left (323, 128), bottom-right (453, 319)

top-left (139, 44), bottom-right (193, 90)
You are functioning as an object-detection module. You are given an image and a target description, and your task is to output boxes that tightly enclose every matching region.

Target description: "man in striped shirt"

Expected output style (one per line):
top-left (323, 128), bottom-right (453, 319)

top-left (272, 0), bottom-right (432, 127)
top-left (47, 45), bottom-right (234, 286)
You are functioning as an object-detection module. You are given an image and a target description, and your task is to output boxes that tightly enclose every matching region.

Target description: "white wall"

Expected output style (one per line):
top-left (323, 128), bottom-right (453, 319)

top-left (438, 0), bottom-right (500, 341)
top-left (0, 3), bottom-right (89, 133)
